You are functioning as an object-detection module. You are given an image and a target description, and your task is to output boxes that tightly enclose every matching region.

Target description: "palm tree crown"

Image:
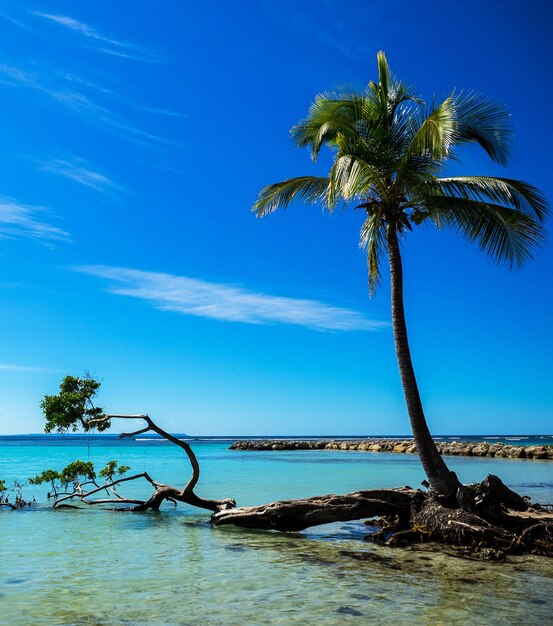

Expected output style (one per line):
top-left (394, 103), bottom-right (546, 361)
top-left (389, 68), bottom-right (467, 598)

top-left (254, 51), bottom-right (548, 295)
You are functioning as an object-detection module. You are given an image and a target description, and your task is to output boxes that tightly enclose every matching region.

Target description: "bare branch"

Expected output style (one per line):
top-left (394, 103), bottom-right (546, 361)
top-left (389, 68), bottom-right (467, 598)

top-left (82, 498), bottom-right (145, 506)
top-left (53, 472), bottom-right (156, 507)
top-left (119, 426), bottom-right (150, 439)
top-left (102, 413), bottom-right (201, 493)
top-left (106, 414), bottom-right (150, 419)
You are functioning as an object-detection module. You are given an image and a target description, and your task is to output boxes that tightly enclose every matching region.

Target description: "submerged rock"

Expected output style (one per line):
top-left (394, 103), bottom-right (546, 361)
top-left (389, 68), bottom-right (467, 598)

top-left (336, 607), bottom-right (364, 617)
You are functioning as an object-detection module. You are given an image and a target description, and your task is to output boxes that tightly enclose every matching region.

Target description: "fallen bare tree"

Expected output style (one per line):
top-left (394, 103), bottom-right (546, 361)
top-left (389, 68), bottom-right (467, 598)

top-left (32, 375), bottom-right (236, 513)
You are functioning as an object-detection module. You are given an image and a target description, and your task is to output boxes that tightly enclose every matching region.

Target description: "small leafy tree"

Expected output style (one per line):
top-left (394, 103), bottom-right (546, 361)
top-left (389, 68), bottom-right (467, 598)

top-left (40, 375), bottom-right (108, 433)
top-left (29, 469), bottom-right (62, 498)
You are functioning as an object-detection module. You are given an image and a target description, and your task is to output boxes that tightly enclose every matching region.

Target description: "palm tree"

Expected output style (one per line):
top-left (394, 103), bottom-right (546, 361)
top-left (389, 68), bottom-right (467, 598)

top-left (252, 52), bottom-right (548, 501)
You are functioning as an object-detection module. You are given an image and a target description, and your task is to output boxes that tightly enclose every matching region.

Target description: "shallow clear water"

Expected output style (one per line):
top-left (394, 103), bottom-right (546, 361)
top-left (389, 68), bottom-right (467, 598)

top-left (1, 438), bottom-right (552, 625)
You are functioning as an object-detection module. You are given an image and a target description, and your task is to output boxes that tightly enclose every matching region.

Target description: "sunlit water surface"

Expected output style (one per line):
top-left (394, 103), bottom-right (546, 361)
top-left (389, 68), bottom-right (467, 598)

top-left (1, 437), bottom-right (552, 625)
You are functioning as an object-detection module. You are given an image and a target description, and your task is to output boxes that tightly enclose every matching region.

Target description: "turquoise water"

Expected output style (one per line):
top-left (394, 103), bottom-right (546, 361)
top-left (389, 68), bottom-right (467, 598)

top-left (1, 437), bottom-right (552, 625)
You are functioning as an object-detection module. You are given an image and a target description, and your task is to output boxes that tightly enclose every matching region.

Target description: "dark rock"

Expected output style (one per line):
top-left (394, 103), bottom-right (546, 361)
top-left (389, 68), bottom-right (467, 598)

top-left (336, 607), bottom-right (364, 617)
top-left (224, 544), bottom-right (246, 552)
top-left (350, 593), bottom-right (370, 600)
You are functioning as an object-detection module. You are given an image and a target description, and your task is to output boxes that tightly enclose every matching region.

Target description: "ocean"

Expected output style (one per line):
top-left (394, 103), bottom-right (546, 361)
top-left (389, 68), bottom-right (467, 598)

top-left (1, 435), bottom-right (552, 625)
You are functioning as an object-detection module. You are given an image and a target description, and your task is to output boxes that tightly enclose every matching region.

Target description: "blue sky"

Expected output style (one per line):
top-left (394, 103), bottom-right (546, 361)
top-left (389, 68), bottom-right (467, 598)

top-left (0, 0), bottom-right (551, 435)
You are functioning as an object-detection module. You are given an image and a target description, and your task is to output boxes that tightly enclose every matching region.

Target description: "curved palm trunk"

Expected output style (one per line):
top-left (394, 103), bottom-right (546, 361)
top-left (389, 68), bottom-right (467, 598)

top-left (386, 223), bottom-right (461, 499)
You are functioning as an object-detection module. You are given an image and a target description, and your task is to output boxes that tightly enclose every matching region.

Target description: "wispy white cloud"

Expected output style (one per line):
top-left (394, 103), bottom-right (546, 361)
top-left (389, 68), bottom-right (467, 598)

top-left (31, 12), bottom-right (120, 44)
top-left (61, 72), bottom-right (115, 95)
top-left (0, 63), bottom-right (42, 90)
top-left (30, 11), bottom-right (166, 64)
top-left (0, 11), bottom-right (30, 32)
top-left (130, 103), bottom-right (188, 119)
top-left (0, 63), bottom-right (105, 114)
top-left (0, 363), bottom-right (58, 373)
top-left (39, 157), bottom-right (126, 195)
top-left (74, 265), bottom-right (386, 332)
top-left (0, 198), bottom-right (69, 242)
top-left (0, 64), bottom-right (177, 147)
top-left (61, 74), bottom-right (185, 118)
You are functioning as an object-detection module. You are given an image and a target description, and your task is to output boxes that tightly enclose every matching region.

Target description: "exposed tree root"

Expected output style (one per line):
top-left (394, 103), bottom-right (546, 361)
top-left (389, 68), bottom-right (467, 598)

top-left (212, 475), bottom-right (553, 558)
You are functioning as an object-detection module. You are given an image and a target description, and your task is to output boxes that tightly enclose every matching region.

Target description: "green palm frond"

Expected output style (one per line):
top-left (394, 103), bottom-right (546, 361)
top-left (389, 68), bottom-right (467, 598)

top-left (396, 155), bottom-right (441, 191)
top-left (253, 176), bottom-right (331, 218)
top-left (291, 92), bottom-right (383, 160)
top-left (424, 196), bottom-right (545, 268)
top-left (291, 94), bottom-right (363, 157)
top-left (388, 98), bottom-right (422, 152)
top-left (376, 50), bottom-right (390, 101)
top-left (454, 91), bottom-right (512, 165)
top-left (388, 82), bottom-right (423, 115)
top-left (359, 210), bottom-right (386, 296)
top-left (328, 154), bottom-right (384, 204)
top-left (429, 176), bottom-right (549, 221)
top-left (404, 96), bottom-right (457, 160)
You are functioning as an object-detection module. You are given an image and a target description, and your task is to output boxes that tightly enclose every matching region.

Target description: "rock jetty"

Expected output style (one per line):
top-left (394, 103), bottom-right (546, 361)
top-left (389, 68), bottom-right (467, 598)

top-left (230, 439), bottom-right (553, 460)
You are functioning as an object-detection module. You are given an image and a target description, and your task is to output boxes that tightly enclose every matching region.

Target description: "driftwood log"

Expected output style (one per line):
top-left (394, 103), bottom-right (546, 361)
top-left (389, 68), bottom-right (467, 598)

top-left (212, 475), bottom-right (553, 558)
top-left (212, 488), bottom-right (417, 531)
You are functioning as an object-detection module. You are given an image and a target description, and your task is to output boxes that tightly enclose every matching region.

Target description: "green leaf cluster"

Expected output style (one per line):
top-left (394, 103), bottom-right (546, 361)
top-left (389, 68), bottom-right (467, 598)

top-left (59, 460), bottom-right (96, 484)
top-left (99, 460), bottom-right (130, 481)
top-left (40, 375), bottom-right (109, 433)
top-left (30, 460), bottom-right (96, 491)
top-left (29, 469), bottom-right (61, 487)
